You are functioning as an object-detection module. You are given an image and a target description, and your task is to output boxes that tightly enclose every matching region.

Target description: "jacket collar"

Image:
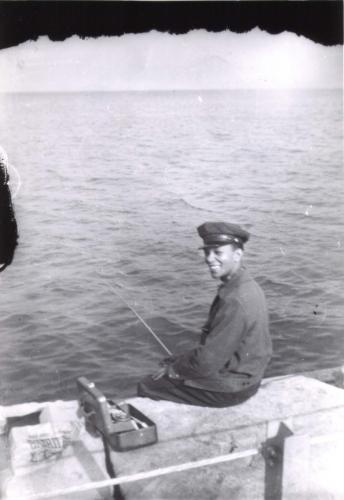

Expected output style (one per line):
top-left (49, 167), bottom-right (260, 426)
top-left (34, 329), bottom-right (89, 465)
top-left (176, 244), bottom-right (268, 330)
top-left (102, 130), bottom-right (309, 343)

top-left (218, 266), bottom-right (249, 296)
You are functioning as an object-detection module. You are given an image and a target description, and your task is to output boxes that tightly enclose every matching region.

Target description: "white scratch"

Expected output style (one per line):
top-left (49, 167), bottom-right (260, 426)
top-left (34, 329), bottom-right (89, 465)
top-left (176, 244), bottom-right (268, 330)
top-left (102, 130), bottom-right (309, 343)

top-left (8, 163), bottom-right (22, 199)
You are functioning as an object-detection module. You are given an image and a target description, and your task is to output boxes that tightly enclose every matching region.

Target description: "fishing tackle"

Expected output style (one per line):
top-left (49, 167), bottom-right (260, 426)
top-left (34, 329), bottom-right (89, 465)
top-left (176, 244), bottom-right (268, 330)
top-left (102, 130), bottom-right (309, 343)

top-left (77, 377), bottom-right (158, 451)
top-left (107, 283), bottom-right (172, 356)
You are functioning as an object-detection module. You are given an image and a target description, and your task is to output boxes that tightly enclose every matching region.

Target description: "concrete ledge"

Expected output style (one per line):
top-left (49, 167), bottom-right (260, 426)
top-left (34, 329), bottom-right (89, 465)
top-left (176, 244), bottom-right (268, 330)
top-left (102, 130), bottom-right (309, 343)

top-left (0, 401), bottom-right (112, 500)
top-left (126, 375), bottom-right (344, 441)
top-left (282, 432), bottom-right (344, 500)
top-left (108, 376), bottom-right (344, 499)
top-left (1, 375), bottom-right (344, 500)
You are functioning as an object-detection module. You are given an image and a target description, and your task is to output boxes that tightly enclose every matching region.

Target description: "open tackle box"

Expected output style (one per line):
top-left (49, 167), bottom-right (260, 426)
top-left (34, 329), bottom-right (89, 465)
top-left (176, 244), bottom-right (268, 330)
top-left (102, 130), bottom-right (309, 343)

top-left (77, 377), bottom-right (158, 452)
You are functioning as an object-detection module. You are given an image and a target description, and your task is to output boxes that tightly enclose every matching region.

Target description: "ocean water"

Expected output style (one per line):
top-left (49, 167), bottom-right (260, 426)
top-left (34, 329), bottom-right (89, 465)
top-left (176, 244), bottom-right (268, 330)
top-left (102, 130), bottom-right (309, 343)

top-left (0, 89), bottom-right (343, 405)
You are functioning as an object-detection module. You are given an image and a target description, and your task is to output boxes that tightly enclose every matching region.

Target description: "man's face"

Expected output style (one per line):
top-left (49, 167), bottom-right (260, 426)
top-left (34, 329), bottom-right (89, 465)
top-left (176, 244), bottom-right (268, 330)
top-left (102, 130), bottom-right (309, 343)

top-left (203, 244), bottom-right (241, 281)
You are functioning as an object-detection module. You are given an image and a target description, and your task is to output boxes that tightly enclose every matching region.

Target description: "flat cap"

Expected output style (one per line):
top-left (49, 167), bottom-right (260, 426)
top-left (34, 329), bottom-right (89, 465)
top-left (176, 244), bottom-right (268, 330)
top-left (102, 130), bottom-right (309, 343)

top-left (197, 222), bottom-right (250, 248)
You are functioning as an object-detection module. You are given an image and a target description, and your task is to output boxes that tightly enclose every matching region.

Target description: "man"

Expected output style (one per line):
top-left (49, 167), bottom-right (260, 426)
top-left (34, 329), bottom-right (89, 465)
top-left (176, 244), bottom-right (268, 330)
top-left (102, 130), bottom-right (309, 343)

top-left (137, 222), bottom-right (272, 407)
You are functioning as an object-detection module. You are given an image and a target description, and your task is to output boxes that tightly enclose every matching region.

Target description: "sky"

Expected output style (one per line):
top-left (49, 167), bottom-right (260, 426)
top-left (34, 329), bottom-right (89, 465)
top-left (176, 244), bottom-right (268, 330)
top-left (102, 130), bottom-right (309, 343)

top-left (0, 29), bottom-right (342, 92)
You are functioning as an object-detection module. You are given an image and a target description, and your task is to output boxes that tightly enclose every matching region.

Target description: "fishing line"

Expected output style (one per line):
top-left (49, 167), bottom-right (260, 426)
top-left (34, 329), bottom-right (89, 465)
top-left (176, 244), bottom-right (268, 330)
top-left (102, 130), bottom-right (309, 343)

top-left (106, 282), bottom-right (172, 356)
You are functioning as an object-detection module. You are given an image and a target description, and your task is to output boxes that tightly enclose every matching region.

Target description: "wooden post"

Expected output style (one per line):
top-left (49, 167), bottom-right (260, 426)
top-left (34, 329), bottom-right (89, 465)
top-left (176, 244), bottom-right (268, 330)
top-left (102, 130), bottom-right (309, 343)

top-left (262, 421), bottom-right (294, 500)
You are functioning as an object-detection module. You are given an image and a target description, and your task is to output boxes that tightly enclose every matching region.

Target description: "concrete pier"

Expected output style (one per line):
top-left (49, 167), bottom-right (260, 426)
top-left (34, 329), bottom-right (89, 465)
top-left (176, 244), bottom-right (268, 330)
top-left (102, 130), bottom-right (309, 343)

top-left (0, 372), bottom-right (344, 499)
top-left (109, 375), bottom-right (344, 499)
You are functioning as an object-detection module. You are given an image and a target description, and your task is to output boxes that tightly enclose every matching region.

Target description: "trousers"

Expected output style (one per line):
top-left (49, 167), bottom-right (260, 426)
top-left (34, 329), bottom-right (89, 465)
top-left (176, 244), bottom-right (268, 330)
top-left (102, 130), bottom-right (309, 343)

top-left (137, 375), bottom-right (260, 408)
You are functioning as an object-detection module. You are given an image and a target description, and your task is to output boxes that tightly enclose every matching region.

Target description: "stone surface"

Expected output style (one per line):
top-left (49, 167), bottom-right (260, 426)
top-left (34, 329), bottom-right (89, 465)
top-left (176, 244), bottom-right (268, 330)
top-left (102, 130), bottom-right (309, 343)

top-left (126, 376), bottom-right (344, 441)
top-left (0, 376), bottom-right (343, 499)
top-left (282, 432), bottom-right (344, 500)
top-left (108, 376), bottom-right (344, 499)
top-left (0, 400), bottom-right (112, 500)
top-left (309, 434), bottom-right (344, 500)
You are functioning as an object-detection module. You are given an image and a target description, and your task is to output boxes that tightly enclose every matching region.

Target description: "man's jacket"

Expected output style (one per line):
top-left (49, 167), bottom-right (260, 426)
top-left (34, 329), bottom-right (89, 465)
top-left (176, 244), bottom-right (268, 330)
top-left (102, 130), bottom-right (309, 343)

top-left (170, 267), bottom-right (272, 392)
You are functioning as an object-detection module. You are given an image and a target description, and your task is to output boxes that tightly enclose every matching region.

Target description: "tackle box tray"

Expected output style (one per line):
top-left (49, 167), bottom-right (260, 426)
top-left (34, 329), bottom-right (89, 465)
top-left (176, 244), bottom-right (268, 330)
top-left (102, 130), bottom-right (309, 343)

top-left (106, 403), bottom-right (157, 452)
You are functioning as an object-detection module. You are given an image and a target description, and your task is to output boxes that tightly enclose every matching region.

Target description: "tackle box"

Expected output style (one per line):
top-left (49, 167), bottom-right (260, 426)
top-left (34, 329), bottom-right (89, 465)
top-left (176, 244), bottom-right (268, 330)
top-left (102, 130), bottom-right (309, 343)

top-left (76, 376), bottom-right (158, 451)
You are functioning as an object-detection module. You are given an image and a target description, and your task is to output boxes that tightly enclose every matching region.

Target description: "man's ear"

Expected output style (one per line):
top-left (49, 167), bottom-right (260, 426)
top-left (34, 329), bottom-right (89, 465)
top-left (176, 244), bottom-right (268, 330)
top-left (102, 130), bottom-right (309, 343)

top-left (234, 248), bottom-right (243, 262)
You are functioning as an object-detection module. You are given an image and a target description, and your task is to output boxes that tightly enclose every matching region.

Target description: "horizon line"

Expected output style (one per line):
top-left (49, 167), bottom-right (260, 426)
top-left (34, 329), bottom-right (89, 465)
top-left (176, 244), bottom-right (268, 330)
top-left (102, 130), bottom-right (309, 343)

top-left (0, 87), bottom-right (342, 94)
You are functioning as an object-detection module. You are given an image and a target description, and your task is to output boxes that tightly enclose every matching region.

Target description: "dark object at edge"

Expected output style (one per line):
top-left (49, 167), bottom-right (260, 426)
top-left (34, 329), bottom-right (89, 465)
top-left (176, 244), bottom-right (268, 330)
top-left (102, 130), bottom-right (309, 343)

top-left (0, 162), bottom-right (19, 272)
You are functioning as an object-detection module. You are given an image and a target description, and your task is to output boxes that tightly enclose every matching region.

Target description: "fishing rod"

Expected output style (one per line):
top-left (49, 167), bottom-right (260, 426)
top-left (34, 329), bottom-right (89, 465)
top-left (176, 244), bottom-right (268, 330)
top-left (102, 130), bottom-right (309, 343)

top-left (107, 283), bottom-right (172, 356)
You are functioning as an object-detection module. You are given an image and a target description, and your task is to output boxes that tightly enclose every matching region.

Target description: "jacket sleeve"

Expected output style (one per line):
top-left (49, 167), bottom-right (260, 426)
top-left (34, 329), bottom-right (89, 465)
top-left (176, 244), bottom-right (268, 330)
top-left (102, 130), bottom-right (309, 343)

top-left (171, 298), bottom-right (247, 379)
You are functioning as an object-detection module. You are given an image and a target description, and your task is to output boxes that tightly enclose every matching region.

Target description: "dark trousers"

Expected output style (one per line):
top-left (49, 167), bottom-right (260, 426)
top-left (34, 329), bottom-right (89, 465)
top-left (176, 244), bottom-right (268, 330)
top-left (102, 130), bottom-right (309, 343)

top-left (137, 375), bottom-right (260, 408)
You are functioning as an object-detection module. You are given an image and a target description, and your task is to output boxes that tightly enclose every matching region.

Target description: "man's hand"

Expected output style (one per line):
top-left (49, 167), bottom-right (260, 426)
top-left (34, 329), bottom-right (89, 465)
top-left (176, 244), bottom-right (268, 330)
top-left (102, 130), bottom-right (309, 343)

top-left (166, 365), bottom-right (181, 379)
top-left (151, 364), bottom-right (181, 381)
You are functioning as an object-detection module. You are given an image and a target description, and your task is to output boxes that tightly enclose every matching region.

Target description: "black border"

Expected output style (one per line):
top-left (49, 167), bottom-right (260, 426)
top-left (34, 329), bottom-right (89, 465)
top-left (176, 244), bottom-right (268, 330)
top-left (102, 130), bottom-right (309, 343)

top-left (0, 1), bottom-right (342, 50)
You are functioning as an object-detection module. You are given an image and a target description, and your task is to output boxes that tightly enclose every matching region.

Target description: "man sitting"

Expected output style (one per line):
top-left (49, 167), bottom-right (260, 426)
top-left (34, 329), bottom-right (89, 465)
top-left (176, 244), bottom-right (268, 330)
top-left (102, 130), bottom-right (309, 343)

top-left (138, 222), bottom-right (272, 407)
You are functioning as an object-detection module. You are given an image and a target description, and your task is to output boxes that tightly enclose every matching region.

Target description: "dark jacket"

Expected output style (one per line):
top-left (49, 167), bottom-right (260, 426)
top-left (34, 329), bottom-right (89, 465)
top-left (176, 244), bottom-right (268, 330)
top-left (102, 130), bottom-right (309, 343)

top-left (171, 267), bottom-right (272, 392)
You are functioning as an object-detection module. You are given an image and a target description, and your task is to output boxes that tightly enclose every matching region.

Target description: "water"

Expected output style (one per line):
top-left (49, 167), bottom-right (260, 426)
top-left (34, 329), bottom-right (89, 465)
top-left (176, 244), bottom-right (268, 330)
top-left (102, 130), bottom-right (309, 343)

top-left (0, 90), bottom-right (343, 405)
